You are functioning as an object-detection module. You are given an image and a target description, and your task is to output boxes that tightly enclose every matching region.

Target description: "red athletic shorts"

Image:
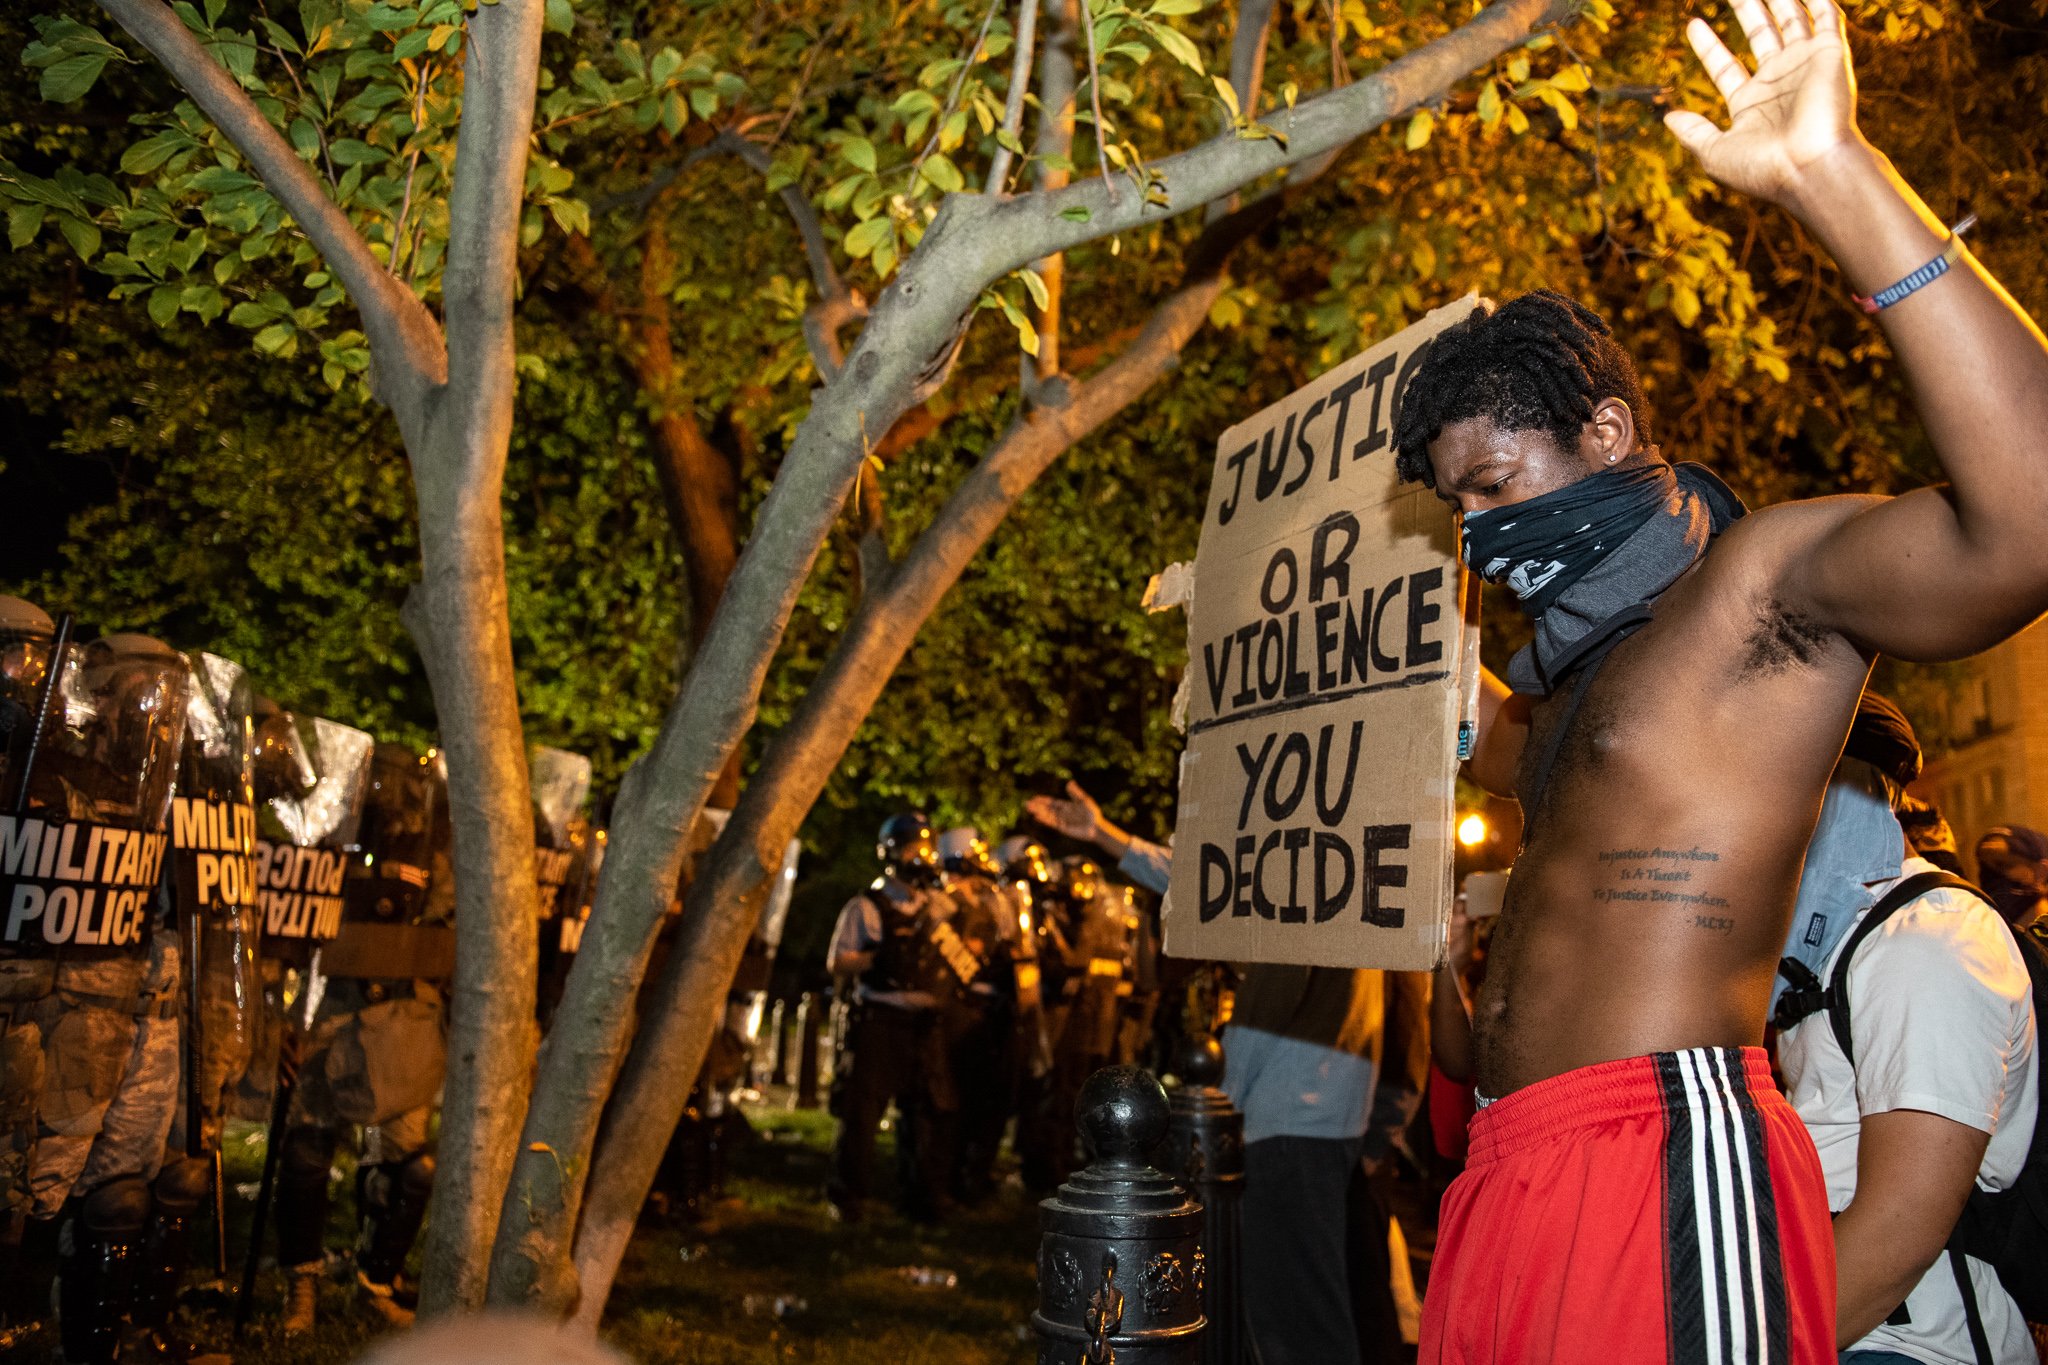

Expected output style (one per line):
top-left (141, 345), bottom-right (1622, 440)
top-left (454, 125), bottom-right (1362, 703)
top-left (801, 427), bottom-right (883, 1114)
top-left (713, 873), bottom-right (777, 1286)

top-left (1420, 1047), bottom-right (1834, 1364)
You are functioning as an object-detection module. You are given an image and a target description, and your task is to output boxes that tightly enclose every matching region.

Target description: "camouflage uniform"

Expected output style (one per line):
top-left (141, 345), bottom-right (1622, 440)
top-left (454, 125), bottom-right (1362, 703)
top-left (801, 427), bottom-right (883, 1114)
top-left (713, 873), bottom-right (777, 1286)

top-left (13, 633), bottom-right (197, 1364)
top-left (273, 743), bottom-right (450, 1332)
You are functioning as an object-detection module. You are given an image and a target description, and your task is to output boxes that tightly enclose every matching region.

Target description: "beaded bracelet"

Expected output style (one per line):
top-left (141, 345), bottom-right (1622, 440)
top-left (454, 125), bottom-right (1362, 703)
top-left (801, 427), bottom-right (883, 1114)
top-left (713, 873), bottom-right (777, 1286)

top-left (1853, 213), bottom-right (1977, 314)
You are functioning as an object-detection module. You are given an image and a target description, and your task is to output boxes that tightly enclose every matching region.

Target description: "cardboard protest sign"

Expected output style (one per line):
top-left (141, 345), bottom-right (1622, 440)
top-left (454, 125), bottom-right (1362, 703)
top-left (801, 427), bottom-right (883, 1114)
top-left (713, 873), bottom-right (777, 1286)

top-left (1162, 297), bottom-right (1481, 971)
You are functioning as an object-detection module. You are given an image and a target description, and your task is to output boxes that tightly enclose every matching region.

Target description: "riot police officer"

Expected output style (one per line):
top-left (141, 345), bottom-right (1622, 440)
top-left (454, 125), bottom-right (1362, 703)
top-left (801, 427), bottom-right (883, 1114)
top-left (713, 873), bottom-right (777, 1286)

top-left (995, 835), bottom-right (1062, 1193)
top-left (0, 597), bottom-right (56, 1257)
top-left (527, 746), bottom-right (593, 1030)
top-left (18, 633), bottom-right (194, 1363)
top-left (934, 827), bottom-right (1017, 1206)
top-left (274, 742), bottom-right (451, 1333)
top-left (825, 813), bottom-right (955, 1224)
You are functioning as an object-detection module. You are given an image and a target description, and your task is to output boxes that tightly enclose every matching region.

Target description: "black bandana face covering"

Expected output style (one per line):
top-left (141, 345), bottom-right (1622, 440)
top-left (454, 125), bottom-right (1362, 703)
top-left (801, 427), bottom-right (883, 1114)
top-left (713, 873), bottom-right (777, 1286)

top-left (1459, 463), bottom-right (1675, 615)
top-left (1458, 459), bottom-right (1747, 695)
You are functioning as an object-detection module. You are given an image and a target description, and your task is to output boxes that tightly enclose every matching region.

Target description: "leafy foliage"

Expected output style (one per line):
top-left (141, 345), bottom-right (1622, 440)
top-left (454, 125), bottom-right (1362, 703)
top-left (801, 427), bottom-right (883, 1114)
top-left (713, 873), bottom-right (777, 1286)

top-left (6, 0), bottom-right (2047, 934)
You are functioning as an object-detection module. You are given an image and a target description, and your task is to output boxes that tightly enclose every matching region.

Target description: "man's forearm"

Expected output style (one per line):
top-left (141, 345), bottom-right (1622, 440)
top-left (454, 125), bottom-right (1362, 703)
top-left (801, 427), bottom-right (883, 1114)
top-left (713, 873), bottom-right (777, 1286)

top-left (1791, 142), bottom-right (2048, 545)
top-left (1831, 1200), bottom-right (1943, 1345)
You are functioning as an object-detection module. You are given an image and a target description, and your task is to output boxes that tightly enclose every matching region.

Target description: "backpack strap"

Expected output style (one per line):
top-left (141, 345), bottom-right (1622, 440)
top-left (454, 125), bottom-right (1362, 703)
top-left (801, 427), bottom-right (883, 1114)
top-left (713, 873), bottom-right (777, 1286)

top-left (1826, 870), bottom-right (1982, 1067)
top-left (1768, 957), bottom-right (1828, 1035)
top-left (1950, 1244), bottom-right (1995, 1365)
top-left (1819, 868), bottom-right (1999, 1364)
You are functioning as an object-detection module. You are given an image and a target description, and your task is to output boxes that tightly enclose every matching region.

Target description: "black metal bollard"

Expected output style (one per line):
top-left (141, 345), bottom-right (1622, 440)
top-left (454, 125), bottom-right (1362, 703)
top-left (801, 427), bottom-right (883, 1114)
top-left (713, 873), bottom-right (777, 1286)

top-left (793, 992), bottom-right (822, 1109)
top-left (1159, 1034), bottom-right (1246, 1365)
top-left (1033, 1066), bottom-right (1205, 1365)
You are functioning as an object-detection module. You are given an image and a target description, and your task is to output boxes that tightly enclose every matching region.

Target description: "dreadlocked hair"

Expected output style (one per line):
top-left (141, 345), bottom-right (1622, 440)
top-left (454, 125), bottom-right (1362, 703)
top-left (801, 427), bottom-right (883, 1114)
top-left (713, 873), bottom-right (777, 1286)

top-left (1392, 289), bottom-right (1653, 489)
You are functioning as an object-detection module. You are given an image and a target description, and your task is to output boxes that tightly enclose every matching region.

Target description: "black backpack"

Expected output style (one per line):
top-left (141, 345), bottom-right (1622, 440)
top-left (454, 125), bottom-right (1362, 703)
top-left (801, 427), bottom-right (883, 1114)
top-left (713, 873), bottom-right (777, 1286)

top-left (1773, 869), bottom-right (2048, 1365)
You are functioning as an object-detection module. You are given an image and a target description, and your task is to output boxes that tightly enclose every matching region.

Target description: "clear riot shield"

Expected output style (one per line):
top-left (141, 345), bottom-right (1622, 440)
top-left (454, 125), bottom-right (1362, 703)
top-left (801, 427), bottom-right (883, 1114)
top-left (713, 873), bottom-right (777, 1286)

top-left (538, 821), bottom-right (603, 1027)
top-left (529, 745), bottom-right (593, 922)
top-left (256, 712), bottom-right (372, 960)
top-left (320, 743), bottom-right (454, 982)
top-left (0, 634), bottom-right (190, 961)
top-left (171, 652), bottom-right (266, 1157)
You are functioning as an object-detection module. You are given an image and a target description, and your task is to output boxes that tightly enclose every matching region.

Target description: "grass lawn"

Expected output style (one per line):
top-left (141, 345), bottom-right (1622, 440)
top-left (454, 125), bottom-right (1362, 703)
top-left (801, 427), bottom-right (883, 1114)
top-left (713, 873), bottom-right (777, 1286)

top-left (7, 1100), bottom-right (1041, 1364)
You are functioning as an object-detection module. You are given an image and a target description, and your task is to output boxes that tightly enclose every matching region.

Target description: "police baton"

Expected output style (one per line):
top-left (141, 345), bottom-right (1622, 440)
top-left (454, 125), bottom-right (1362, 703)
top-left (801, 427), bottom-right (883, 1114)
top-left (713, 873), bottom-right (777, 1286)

top-left (8, 611), bottom-right (70, 813)
top-left (236, 949), bottom-right (318, 1335)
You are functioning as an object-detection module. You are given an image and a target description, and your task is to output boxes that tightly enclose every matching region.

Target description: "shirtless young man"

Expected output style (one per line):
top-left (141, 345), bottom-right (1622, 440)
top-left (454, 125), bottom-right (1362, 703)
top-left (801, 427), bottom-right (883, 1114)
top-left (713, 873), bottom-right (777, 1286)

top-left (1397, 2), bottom-right (2048, 1360)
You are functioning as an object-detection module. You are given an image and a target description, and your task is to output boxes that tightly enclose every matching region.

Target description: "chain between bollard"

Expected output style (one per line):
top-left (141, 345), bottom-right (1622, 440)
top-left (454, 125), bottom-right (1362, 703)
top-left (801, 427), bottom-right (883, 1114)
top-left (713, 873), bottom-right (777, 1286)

top-left (1083, 1251), bottom-right (1124, 1364)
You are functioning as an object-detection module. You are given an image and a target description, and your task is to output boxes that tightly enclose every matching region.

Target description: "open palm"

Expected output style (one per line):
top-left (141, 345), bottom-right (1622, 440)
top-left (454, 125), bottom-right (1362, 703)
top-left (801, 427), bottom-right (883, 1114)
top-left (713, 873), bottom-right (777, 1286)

top-left (1665, 0), bottom-right (1862, 209)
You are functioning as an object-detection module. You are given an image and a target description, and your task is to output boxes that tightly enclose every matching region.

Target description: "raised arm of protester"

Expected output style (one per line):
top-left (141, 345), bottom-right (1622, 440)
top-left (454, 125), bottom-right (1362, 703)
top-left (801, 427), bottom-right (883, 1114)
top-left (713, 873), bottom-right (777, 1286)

top-left (1024, 782), bottom-right (1170, 895)
top-left (1664, 0), bottom-right (2048, 658)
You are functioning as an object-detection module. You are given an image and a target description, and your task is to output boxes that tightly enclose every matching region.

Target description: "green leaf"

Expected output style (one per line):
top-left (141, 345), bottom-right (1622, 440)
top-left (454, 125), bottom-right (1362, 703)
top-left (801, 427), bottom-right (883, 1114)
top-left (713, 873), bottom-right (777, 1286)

top-left (1018, 267), bottom-right (1049, 310)
top-left (1209, 74), bottom-right (1239, 120)
top-left (872, 234), bottom-right (897, 279)
top-left (995, 128), bottom-right (1024, 154)
top-left (1147, 0), bottom-right (1202, 14)
top-left (148, 285), bottom-right (182, 328)
top-left (822, 173), bottom-right (865, 212)
top-left (661, 90), bottom-right (685, 135)
top-left (688, 86), bottom-right (717, 119)
top-left (7, 204), bottom-right (45, 249)
top-left (121, 132), bottom-right (187, 176)
top-left (918, 154), bottom-right (964, 194)
top-left (39, 54), bottom-right (109, 103)
top-left (1536, 86), bottom-right (1578, 131)
top-left (328, 139), bottom-right (386, 166)
top-left (844, 215), bottom-right (893, 259)
top-left (1477, 81), bottom-right (1502, 129)
top-left (58, 216), bottom-right (100, 262)
top-left (649, 48), bottom-right (680, 87)
top-left (392, 28), bottom-right (431, 59)
top-left (253, 321), bottom-right (295, 355)
top-left (189, 166), bottom-right (258, 192)
top-left (182, 284), bottom-right (225, 322)
top-left (1058, 205), bottom-right (1091, 222)
top-left (1143, 21), bottom-right (1203, 75)
top-left (228, 300), bottom-right (276, 326)
top-left (1405, 108), bottom-right (1432, 150)
top-left (544, 0), bottom-right (573, 34)
top-left (841, 137), bottom-right (877, 173)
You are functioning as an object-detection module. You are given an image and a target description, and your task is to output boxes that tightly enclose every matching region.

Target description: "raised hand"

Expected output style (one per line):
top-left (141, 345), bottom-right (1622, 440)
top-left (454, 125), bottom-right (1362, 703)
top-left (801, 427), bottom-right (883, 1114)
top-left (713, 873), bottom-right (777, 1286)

top-left (1023, 781), bottom-right (1105, 843)
top-left (1664, 0), bottom-right (1863, 213)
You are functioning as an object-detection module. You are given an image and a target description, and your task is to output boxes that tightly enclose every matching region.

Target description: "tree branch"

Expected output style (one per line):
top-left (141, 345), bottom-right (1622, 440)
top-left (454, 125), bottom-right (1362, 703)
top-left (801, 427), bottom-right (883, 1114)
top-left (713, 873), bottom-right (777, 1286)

top-left (1028, 0), bottom-right (1075, 385)
top-left (440, 0), bottom-right (547, 418)
top-left (594, 129), bottom-right (863, 379)
top-left (951, 0), bottom-right (1573, 278)
top-left (92, 0), bottom-right (444, 407)
top-left (1077, 0), bottom-right (1115, 202)
top-left (1205, 0), bottom-right (1278, 225)
top-left (984, 0), bottom-right (1041, 194)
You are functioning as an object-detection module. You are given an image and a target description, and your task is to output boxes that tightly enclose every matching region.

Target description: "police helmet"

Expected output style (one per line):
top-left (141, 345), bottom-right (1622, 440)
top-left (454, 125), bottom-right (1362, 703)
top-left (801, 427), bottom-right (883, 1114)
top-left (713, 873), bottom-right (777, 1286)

top-left (1058, 855), bottom-right (1101, 906)
top-left (937, 826), bottom-right (998, 878)
top-left (0, 596), bottom-right (55, 705)
top-left (996, 835), bottom-right (1055, 888)
top-left (877, 812), bottom-right (939, 879)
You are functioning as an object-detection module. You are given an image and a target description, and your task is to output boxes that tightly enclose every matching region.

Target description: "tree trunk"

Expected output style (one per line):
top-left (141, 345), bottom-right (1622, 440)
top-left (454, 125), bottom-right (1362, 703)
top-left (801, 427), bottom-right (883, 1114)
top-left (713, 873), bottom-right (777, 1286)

top-left (401, 0), bottom-right (550, 1311)
top-left (491, 0), bottom-right (1570, 1312)
top-left (630, 222), bottom-right (746, 807)
top-left (91, 0), bottom-right (549, 1311)
top-left (566, 267), bottom-right (1225, 1318)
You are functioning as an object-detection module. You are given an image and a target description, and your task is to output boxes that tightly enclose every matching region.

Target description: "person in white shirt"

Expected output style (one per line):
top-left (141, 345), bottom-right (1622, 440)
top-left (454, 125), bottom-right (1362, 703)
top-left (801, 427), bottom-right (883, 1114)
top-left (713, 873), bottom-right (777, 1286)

top-left (1775, 699), bottom-right (2037, 1364)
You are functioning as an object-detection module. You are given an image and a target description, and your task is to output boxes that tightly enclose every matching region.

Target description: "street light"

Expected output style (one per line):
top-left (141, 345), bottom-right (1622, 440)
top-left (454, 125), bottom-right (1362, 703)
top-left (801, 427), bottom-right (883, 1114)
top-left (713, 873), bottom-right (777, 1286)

top-left (1457, 812), bottom-right (1488, 848)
